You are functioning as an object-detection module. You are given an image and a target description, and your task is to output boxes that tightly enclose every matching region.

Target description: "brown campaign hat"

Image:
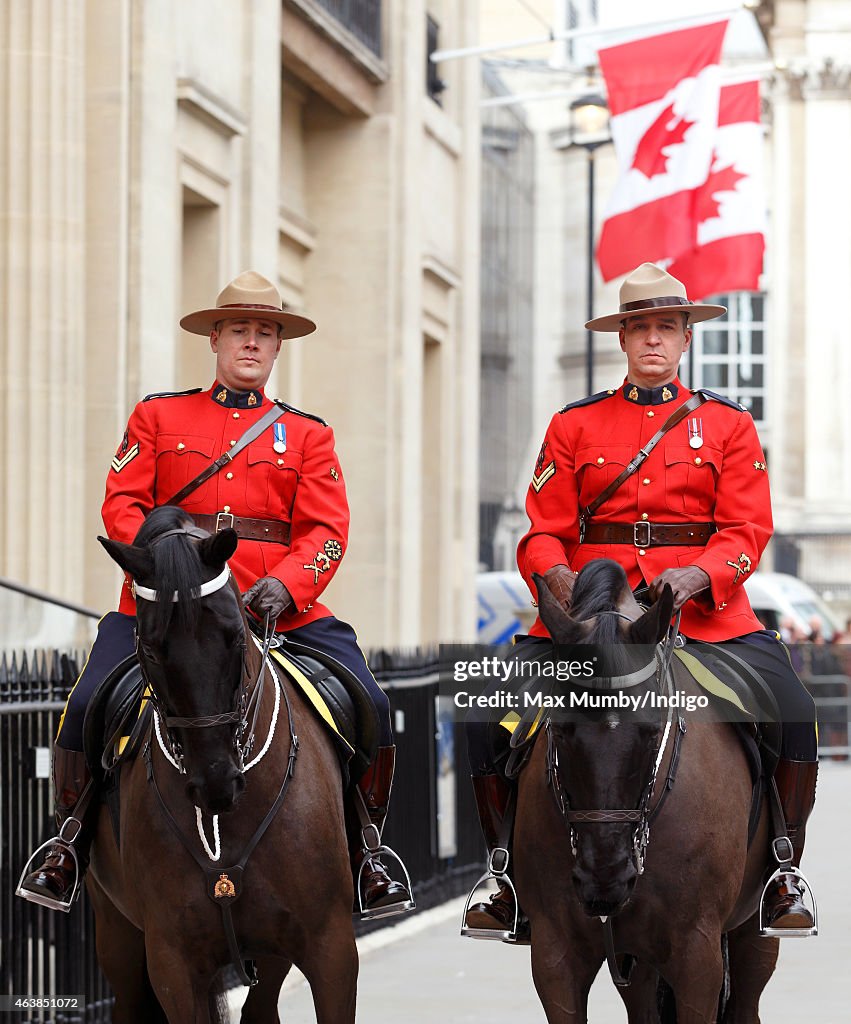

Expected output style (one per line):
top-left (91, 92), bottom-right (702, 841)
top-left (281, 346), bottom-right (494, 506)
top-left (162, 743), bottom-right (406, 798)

top-left (585, 262), bottom-right (726, 332)
top-left (179, 271), bottom-right (317, 339)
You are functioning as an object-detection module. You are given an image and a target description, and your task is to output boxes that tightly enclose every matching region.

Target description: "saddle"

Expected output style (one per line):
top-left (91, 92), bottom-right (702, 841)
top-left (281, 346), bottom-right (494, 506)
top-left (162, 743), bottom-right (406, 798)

top-left (81, 638), bottom-right (380, 789)
top-left (495, 637), bottom-right (784, 847)
top-left (267, 633), bottom-right (379, 784)
top-left (674, 640), bottom-right (782, 768)
top-left (83, 656), bottom-right (151, 780)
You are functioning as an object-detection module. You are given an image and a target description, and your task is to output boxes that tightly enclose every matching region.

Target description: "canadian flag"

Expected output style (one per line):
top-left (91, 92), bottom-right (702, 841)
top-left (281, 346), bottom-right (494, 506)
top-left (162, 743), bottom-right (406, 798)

top-left (596, 21), bottom-right (729, 281)
top-left (667, 79), bottom-right (765, 299)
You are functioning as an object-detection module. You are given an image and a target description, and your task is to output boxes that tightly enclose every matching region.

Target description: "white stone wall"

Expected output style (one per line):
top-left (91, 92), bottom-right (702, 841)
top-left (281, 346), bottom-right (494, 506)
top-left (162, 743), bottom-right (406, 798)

top-left (1, 0), bottom-right (481, 647)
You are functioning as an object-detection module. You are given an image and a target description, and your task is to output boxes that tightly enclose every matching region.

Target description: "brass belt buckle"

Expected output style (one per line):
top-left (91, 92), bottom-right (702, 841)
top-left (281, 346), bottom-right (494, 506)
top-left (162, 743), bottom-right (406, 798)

top-left (633, 521), bottom-right (651, 547)
top-left (215, 511), bottom-right (235, 533)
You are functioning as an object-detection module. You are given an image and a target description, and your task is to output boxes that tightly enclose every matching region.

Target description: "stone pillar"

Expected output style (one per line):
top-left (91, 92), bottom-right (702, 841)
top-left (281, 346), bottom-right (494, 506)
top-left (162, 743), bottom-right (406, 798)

top-left (83, 0), bottom-right (132, 611)
top-left (0, 1), bottom-right (86, 599)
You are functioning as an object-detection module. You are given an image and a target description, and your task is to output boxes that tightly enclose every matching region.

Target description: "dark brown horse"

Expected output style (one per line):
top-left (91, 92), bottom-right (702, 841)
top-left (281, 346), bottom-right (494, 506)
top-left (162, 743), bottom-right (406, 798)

top-left (515, 559), bottom-right (779, 1023)
top-left (90, 506), bottom-right (357, 1023)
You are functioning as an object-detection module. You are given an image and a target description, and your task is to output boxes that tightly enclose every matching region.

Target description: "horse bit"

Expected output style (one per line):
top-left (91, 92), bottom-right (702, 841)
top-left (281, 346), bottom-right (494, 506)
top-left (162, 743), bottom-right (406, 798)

top-left (132, 526), bottom-right (299, 988)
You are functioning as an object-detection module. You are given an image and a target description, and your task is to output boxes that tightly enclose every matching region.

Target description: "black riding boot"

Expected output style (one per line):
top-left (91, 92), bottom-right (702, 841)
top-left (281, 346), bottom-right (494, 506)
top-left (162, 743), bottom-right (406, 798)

top-left (350, 746), bottom-right (414, 919)
top-left (764, 758), bottom-right (818, 933)
top-left (17, 747), bottom-right (94, 912)
top-left (463, 773), bottom-right (529, 941)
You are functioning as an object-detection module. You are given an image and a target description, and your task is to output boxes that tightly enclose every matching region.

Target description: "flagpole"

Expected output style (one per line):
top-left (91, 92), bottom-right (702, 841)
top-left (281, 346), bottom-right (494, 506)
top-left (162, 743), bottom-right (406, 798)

top-left (431, 6), bottom-right (746, 64)
top-left (570, 93), bottom-right (611, 396)
top-left (586, 148), bottom-right (596, 396)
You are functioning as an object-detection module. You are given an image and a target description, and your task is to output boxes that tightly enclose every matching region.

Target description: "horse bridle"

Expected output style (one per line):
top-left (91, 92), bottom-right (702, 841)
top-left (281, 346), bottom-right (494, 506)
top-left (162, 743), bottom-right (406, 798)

top-left (132, 531), bottom-right (273, 774)
top-left (545, 609), bottom-right (684, 877)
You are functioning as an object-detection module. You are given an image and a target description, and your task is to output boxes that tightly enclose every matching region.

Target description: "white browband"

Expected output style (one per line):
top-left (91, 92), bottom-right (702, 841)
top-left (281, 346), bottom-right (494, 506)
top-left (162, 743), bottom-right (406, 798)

top-left (133, 565), bottom-right (232, 603)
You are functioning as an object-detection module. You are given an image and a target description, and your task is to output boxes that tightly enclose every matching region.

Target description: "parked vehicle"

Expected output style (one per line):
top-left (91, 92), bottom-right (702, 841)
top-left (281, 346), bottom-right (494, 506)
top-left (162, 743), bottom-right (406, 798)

top-left (477, 569), bottom-right (842, 644)
top-left (476, 571), bottom-right (536, 643)
top-left (744, 571), bottom-right (842, 641)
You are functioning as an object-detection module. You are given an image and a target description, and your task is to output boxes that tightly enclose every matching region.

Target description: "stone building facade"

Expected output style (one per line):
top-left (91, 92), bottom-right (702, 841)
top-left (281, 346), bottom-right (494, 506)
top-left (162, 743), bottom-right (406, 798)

top-left (0, 0), bottom-right (481, 647)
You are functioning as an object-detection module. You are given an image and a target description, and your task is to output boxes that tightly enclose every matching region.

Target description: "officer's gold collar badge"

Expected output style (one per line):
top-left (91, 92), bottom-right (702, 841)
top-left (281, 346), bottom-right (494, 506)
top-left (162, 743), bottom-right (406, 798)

top-left (211, 383), bottom-right (263, 409)
top-left (623, 381), bottom-right (678, 406)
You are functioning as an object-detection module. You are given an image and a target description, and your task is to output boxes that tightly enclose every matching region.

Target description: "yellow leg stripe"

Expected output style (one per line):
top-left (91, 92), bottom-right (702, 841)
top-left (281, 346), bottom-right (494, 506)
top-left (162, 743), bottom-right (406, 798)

top-left (55, 612), bottom-right (111, 743)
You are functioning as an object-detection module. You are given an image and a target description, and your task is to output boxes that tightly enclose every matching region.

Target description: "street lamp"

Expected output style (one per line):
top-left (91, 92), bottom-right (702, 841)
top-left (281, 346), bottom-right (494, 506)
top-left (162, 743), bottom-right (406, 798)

top-left (569, 91), bottom-right (610, 395)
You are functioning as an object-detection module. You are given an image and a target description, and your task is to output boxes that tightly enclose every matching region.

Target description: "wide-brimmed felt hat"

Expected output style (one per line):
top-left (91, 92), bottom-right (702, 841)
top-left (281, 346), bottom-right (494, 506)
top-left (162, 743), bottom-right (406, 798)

top-left (179, 271), bottom-right (317, 339)
top-left (585, 263), bottom-right (726, 332)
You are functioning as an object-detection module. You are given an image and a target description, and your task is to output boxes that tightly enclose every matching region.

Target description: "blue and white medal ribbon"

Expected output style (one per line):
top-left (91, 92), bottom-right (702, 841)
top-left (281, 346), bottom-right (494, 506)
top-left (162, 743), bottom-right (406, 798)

top-left (273, 422), bottom-right (287, 454)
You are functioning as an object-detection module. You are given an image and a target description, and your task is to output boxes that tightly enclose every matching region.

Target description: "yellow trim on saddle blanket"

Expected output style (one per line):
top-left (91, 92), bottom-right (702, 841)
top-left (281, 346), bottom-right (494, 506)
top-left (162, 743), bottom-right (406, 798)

top-left (270, 649), bottom-right (355, 755)
top-left (673, 648), bottom-right (752, 716)
top-left (499, 706), bottom-right (545, 737)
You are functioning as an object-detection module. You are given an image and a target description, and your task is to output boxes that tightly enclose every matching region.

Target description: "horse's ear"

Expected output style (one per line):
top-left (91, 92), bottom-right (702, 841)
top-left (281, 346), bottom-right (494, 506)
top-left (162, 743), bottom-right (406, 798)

top-left (199, 528), bottom-right (238, 567)
top-left (627, 583), bottom-right (675, 646)
top-left (98, 536), bottom-right (154, 580)
top-left (533, 572), bottom-right (583, 643)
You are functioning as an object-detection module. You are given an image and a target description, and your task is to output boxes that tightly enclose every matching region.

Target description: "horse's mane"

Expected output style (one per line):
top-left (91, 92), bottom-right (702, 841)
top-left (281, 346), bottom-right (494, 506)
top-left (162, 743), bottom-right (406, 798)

top-left (134, 506), bottom-right (203, 640)
top-left (568, 559), bottom-right (628, 646)
top-left (566, 559), bottom-right (644, 681)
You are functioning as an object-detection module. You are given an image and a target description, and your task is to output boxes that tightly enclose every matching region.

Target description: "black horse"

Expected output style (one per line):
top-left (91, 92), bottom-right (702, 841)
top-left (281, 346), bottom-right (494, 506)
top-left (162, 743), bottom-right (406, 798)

top-left (515, 559), bottom-right (782, 1023)
top-left (90, 506), bottom-right (358, 1023)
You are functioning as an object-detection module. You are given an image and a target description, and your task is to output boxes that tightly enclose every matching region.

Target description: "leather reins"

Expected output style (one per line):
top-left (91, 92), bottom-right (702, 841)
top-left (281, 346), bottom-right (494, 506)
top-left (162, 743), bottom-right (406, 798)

top-left (544, 609), bottom-right (687, 987)
top-left (132, 529), bottom-right (300, 987)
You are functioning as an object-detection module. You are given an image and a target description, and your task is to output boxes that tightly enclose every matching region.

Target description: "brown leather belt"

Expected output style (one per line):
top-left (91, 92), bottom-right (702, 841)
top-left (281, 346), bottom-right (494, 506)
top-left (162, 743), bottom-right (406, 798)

top-left (581, 521), bottom-right (716, 547)
top-left (191, 512), bottom-right (291, 545)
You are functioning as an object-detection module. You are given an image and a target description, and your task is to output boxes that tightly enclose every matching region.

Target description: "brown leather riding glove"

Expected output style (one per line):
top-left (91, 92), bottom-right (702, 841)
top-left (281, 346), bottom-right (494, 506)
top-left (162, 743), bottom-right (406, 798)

top-left (543, 564), bottom-right (579, 610)
top-left (242, 576), bottom-right (294, 621)
top-left (648, 566), bottom-right (711, 611)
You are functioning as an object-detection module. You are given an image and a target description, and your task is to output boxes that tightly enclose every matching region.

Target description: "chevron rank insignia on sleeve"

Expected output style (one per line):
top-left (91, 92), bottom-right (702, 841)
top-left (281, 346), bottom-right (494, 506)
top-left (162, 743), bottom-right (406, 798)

top-left (531, 460), bottom-right (556, 493)
top-left (111, 443), bottom-right (140, 473)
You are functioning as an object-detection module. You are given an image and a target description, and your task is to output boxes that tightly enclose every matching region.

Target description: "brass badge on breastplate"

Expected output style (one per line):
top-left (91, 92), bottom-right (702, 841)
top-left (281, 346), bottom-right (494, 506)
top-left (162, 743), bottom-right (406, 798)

top-left (214, 873), bottom-right (236, 898)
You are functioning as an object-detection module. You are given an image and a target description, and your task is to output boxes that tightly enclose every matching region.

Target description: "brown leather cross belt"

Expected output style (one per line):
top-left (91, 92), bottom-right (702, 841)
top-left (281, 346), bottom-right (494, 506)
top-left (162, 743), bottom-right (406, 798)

top-left (191, 512), bottom-right (291, 545)
top-left (581, 521), bottom-right (716, 547)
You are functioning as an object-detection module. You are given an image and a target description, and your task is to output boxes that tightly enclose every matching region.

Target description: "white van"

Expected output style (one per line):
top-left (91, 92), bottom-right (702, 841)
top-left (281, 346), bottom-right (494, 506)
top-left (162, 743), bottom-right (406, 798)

top-left (743, 572), bottom-right (842, 641)
top-left (476, 571), bottom-right (536, 643)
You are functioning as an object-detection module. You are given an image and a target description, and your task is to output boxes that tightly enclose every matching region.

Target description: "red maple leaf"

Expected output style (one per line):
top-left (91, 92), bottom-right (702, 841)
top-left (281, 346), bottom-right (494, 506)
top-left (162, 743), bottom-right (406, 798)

top-left (696, 161), bottom-right (747, 222)
top-left (632, 103), bottom-right (695, 179)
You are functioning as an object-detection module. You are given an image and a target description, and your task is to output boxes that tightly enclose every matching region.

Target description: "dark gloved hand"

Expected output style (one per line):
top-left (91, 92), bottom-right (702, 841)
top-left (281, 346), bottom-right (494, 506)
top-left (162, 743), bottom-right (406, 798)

top-left (242, 576), bottom-right (294, 621)
top-left (648, 566), bottom-right (711, 611)
top-left (543, 564), bottom-right (579, 610)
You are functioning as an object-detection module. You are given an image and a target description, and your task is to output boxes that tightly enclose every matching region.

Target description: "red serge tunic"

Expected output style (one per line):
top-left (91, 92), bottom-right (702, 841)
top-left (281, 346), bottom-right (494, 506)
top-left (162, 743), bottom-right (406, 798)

top-left (103, 383), bottom-right (348, 631)
top-left (517, 378), bottom-right (773, 642)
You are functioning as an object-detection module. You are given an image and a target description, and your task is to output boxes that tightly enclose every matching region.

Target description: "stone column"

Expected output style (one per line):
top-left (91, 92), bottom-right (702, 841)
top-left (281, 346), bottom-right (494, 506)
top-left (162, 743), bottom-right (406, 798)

top-left (0, 1), bottom-right (86, 599)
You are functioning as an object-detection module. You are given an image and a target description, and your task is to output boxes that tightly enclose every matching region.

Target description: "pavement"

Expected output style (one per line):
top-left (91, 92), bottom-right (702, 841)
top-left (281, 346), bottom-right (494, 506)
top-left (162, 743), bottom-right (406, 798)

top-left (229, 761), bottom-right (850, 1022)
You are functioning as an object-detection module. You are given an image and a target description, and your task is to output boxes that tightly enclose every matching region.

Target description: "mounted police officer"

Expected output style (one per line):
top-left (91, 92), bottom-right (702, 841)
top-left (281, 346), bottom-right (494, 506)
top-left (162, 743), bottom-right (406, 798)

top-left (19, 271), bottom-right (413, 919)
top-left (464, 263), bottom-right (818, 940)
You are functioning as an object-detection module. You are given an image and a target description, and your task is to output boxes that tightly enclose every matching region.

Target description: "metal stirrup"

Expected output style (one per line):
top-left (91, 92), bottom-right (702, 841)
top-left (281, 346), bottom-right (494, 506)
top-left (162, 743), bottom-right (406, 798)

top-left (355, 828), bottom-right (416, 922)
top-left (758, 863), bottom-right (819, 938)
top-left (15, 836), bottom-right (82, 914)
top-left (460, 847), bottom-right (521, 942)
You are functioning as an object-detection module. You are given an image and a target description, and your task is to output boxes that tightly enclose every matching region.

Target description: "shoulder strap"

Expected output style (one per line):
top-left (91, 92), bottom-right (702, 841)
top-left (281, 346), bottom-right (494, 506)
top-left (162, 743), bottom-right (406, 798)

top-left (581, 393), bottom-right (707, 529)
top-left (163, 402), bottom-right (284, 508)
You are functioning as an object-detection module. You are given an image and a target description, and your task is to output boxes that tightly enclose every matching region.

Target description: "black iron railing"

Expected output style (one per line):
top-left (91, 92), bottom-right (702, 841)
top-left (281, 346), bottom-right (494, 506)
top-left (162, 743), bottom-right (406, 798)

top-left (313, 0), bottom-right (382, 57)
top-left (1, 647), bottom-right (482, 1009)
